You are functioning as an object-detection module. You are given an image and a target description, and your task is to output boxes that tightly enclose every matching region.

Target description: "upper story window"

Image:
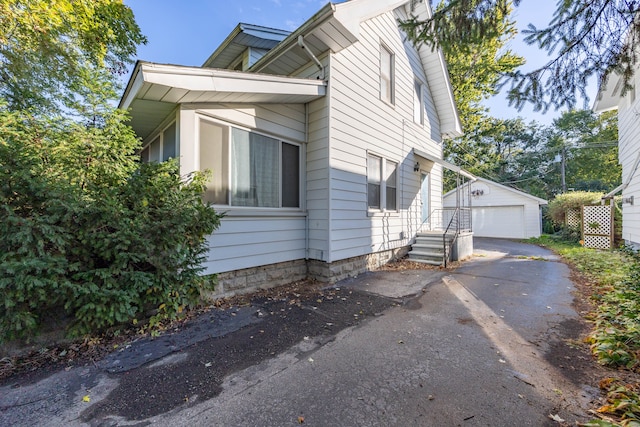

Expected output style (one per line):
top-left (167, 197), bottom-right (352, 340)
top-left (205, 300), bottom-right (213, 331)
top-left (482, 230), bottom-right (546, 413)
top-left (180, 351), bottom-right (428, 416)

top-left (414, 80), bottom-right (424, 125)
top-left (380, 44), bottom-right (395, 105)
top-left (140, 122), bottom-right (177, 163)
top-left (367, 153), bottom-right (398, 212)
top-left (199, 118), bottom-right (300, 208)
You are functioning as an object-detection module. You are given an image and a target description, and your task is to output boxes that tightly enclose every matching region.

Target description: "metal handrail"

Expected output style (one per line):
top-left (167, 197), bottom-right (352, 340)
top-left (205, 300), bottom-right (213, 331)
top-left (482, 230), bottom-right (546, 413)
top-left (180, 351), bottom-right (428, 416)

top-left (442, 208), bottom-right (459, 267)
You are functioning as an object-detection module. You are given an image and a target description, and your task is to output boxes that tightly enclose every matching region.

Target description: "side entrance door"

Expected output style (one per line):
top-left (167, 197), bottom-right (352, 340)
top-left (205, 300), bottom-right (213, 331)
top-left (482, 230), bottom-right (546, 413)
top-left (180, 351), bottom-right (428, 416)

top-left (421, 172), bottom-right (429, 225)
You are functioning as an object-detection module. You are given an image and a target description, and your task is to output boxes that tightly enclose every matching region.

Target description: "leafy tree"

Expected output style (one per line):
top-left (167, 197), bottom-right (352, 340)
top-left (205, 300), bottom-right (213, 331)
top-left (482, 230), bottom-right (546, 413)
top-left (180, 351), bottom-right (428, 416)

top-left (0, 0), bottom-right (146, 116)
top-left (0, 2), bottom-right (224, 341)
top-left (424, 0), bottom-right (524, 190)
top-left (543, 110), bottom-right (620, 195)
top-left (400, 0), bottom-right (640, 112)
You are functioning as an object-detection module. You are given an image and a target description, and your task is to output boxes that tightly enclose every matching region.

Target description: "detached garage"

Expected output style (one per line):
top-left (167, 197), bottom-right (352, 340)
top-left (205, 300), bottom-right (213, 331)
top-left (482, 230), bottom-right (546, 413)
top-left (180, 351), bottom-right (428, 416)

top-left (444, 178), bottom-right (548, 239)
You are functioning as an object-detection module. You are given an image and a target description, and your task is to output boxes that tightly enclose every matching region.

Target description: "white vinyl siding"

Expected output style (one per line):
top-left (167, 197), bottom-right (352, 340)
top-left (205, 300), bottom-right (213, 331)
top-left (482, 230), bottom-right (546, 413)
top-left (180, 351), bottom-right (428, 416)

top-left (203, 216), bottom-right (306, 273)
top-left (618, 92), bottom-right (640, 246)
top-left (326, 7), bottom-right (445, 262)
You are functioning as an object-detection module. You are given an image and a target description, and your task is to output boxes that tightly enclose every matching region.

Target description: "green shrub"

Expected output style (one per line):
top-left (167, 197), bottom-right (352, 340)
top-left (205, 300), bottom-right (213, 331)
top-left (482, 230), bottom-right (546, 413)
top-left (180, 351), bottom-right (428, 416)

top-left (0, 107), bottom-right (222, 341)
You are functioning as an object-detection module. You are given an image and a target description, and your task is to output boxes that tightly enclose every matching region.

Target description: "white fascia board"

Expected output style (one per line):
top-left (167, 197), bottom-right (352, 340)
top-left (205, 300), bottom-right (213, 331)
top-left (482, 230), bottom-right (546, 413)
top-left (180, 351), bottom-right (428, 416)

top-left (119, 61), bottom-right (144, 109)
top-left (475, 177), bottom-right (548, 205)
top-left (593, 73), bottom-right (622, 112)
top-left (250, 3), bottom-right (337, 73)
top-left (332, 0), bottom-right (408, 38)
top-left (139, 62), bottom-right (326, 97)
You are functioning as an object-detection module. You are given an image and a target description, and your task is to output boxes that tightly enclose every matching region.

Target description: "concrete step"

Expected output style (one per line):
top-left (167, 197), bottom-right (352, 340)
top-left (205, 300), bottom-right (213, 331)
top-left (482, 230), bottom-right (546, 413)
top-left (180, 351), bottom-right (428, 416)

top-left (412, 242), bottom-right (444, 250)
top-left (409, 253), bottom-right (442, 265)
top-left (406, 257), bottom-right (443, 266)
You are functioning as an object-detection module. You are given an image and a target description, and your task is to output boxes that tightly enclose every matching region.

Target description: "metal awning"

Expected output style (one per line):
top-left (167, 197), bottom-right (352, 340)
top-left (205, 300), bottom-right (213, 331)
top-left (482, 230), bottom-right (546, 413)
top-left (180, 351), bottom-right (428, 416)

top-left (413, 148), bottom-right (476, 181)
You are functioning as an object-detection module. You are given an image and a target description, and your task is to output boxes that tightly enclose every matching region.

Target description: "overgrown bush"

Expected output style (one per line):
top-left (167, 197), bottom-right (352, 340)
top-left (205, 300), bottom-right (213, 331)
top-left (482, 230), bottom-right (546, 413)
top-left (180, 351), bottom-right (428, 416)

top-left (0, 107), bottom-right (222, 341)
top-left (547, 191), bottom-right (604, 226)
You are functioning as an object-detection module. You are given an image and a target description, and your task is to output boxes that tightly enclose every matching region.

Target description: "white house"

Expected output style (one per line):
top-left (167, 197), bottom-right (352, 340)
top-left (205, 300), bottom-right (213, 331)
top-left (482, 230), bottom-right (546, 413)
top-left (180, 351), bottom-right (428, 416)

top-left (594, 69), bottom-right (640, 248)
top-left (119, 0), bottom-right (465, 295)
top-left (443, 178), bottom-right (548, 239)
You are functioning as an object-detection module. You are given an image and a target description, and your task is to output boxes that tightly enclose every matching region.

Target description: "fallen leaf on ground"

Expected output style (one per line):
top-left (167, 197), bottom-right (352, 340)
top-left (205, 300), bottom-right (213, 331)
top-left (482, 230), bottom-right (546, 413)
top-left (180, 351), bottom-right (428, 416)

top-left (82, 395), bottom-right (90, 402)
top-left (548, 414), bottom-right (565, 423)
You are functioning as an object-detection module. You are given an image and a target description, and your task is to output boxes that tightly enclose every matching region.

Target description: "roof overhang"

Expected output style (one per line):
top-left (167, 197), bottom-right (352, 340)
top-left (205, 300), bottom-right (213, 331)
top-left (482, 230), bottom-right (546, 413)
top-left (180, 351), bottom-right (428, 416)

top-left (202, 23), bottom-right (290, 69)
top-left (119, 61), bottom-right (327, 139)
top-left (593, 73), bottom-right (622, 113)
top-left (413, 148), bottom-right (476, 180)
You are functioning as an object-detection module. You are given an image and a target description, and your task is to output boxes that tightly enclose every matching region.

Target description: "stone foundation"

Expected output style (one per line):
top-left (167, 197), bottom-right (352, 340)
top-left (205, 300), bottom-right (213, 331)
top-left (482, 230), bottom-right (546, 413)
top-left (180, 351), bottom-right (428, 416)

top-left (308, 246), bottom-right (409, 283)
top-left (202, 246), bottom-right (411, 300)
top-left (203, 259), bottom-right (308, 300)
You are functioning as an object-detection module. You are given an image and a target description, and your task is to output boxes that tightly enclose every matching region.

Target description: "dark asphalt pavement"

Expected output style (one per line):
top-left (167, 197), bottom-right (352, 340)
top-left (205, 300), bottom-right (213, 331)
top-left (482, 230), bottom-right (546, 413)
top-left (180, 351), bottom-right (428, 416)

top-left (0, 238), bottom-right (598, 426)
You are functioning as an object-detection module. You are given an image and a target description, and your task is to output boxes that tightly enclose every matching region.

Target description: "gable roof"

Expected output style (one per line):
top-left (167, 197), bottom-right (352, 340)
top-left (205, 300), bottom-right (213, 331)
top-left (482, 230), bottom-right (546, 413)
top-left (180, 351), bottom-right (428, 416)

top-left (119, 0), bottom-right (461, 140)
top-left (444, 177), bottom-right (548, 205)
top-left (249, 0), bottom-right (462, 137)
top-left (202, 23), bottom-right (291, 70)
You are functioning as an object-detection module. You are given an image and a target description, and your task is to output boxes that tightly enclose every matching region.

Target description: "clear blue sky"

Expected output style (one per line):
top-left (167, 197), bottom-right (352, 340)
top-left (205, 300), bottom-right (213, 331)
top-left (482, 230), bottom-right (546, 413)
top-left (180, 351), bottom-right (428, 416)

top-left (123, 0), bottom-right (595, 126)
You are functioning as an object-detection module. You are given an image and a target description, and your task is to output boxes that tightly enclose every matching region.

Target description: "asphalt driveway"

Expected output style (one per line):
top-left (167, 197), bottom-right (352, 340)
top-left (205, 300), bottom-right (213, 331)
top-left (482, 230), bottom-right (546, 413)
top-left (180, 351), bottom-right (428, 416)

top-left (0, 237), bottom-right (597, 426)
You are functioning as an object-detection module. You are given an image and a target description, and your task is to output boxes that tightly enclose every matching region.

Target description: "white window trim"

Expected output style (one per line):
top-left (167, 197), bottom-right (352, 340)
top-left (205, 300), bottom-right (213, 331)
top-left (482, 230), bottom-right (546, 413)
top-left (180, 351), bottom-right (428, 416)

top-left (367, 151), bottom-right (399, 216)
top-left (380, 42), bottom-right (395, 106)
top-left (197, 115), bottom-right (304, 212)
top-left (414, 79), bottom-right (424, 126)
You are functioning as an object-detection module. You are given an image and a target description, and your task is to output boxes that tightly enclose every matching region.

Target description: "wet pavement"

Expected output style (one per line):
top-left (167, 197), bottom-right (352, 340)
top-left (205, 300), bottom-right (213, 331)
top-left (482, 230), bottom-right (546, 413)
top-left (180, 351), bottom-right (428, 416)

top-left (0, 238), bottom-right (598, 426)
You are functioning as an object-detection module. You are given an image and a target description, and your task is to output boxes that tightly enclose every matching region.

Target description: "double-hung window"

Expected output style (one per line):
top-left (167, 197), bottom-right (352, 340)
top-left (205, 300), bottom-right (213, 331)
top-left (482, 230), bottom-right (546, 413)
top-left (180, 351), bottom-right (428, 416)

top-left (367, 153), bottom-right (397, 212)
top-left (380, 44), bottom-right (395, 105)
top-left (141, 122), bottom-right (177, 163)
top-left (414, 80), bottom-right (424, 125)
top-left (199, 119), bottom-right (300, 208)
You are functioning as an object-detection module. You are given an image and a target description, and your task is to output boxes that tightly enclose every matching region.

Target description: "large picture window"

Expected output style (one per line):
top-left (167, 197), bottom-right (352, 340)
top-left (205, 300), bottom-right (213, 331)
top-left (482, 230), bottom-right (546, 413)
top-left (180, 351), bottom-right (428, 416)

top-left (367, 153), bottom-right (397, 212)
top-left (200, 119), bottom-right (300, 208)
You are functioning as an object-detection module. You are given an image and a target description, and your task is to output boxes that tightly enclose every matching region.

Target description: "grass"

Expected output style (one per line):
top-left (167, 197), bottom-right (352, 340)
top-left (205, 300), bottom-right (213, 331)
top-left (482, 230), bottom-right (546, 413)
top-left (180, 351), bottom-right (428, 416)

top-left (528, 235), bottom-right (640, 426)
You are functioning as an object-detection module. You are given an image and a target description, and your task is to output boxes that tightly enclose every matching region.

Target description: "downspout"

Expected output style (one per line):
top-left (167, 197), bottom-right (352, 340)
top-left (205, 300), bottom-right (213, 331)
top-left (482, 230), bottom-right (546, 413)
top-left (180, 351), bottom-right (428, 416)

top-left (305, 102), bottom-right (310, 260)
top-left (297, 35), bottom-right (325, 80)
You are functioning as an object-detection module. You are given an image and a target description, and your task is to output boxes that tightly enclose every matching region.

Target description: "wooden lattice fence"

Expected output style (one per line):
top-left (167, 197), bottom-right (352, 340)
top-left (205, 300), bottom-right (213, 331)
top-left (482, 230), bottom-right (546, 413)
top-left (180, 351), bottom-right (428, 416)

top-left (582, 205), bottom-right (614, 250)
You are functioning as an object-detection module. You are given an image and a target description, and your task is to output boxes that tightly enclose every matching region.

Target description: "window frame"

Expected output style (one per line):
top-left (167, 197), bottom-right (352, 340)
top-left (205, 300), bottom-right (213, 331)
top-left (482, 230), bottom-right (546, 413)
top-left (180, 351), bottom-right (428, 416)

top-left (367, 152), bottom-right (399, 214)
top-left (140, 120), bottom-right (178, 163)
top-left (380, 43), bottom-right (395, 105)
top-left (198, 116), bottom-right (303, 211)
top-left (413, 79), bottom-right (424, 125)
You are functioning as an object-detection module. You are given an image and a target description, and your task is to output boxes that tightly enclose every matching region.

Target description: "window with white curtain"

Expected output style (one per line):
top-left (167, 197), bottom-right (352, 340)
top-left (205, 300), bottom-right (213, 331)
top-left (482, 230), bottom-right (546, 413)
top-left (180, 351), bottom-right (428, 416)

top-left (199, 118), bottom-right (301, 208)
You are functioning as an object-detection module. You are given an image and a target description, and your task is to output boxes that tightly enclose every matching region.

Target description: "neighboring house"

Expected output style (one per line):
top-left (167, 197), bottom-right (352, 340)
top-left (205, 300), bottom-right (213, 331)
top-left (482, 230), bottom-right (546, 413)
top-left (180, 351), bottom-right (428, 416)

top-left (443, 178), bottom-right (548, 239)
top-left (594, 70), bottom-right (640, 248)
top-left (119, 0), bottom-right (464, 296)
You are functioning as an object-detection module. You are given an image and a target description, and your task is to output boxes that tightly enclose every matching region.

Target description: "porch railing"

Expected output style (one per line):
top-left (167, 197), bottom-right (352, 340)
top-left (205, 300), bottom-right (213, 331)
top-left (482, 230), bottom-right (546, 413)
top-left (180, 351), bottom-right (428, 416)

top-left (418, 207), bottom-right (472, 267)
top-left (419, 207), bottom-right (472, 233)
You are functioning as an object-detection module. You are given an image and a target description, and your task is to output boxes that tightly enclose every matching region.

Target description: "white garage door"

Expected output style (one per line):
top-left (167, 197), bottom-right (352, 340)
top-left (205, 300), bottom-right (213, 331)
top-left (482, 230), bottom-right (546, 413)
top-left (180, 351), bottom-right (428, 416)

top-left (472, 206), bottom-right (525, 238)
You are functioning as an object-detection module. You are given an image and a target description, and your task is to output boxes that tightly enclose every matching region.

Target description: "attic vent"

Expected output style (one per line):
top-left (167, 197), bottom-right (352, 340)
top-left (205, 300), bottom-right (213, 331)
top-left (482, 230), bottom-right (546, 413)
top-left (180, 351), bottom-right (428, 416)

top-left (411, 0), bottom-right (423, 11)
